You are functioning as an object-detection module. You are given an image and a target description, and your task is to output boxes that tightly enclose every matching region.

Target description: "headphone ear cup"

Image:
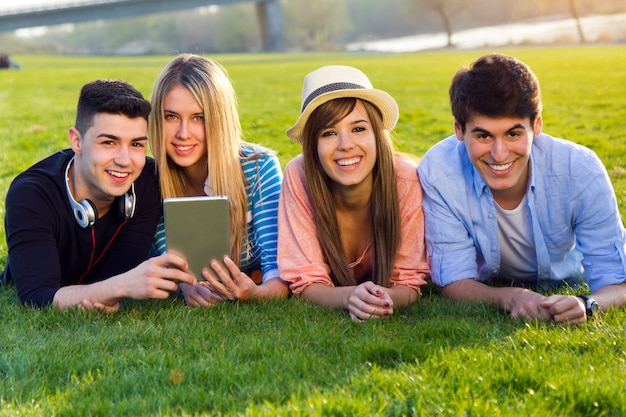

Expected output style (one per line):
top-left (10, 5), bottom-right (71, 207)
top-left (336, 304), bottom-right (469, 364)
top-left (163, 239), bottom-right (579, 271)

top-left (73, 199), bottom-right (98, 228)
top-left (119, 183), bottom-right (136, 220)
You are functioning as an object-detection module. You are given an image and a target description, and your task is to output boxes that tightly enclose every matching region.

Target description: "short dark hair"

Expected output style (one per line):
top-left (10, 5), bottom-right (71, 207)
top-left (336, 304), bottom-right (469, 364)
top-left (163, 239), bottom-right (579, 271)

top-left (449, 53), bottom-right (542, 132)
top-left (75, 79), bottom-right (151, 135)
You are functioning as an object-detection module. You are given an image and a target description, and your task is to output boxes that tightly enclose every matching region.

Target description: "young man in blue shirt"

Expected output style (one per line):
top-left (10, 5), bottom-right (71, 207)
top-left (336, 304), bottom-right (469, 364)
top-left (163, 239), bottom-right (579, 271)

top-left (418, 53), bottom-right (626, 324)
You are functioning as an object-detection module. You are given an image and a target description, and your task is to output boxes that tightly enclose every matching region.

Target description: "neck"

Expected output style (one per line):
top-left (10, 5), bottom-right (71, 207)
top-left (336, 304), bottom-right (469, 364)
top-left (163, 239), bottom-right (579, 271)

top-left (183, 164), bottom-right (209, 196)
top-left (332, 185), bottom-right (372, 212)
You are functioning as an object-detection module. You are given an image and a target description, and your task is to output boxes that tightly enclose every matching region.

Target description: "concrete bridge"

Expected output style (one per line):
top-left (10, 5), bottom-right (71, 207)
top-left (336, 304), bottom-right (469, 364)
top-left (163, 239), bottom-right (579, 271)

top-left (0, 0), bottom-right (284, 51)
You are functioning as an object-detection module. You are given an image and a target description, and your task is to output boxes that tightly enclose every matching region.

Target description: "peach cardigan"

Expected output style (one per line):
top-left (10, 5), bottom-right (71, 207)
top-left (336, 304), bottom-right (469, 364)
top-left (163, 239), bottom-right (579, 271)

top-left (277, 154), bottom-right (430, 294)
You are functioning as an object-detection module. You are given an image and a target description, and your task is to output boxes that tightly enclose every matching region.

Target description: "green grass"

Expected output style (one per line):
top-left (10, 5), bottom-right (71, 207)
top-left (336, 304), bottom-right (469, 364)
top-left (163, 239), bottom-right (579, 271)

top-left (1, 46), bottom-right (626, 416)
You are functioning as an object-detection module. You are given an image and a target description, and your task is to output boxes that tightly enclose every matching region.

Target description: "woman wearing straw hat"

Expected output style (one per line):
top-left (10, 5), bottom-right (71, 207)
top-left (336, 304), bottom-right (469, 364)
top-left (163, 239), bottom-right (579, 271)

top-left (149, 54), bottom-right (289, 305)
top-left (278, 65), bottom-right (430, 321)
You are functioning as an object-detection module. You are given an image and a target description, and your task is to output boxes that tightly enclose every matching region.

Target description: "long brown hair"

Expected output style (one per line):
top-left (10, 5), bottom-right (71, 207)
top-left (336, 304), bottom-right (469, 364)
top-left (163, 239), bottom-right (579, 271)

top-left (302, 98), bottom-right (401, 287)
top-left (148, 54), bottom-right (248, 265)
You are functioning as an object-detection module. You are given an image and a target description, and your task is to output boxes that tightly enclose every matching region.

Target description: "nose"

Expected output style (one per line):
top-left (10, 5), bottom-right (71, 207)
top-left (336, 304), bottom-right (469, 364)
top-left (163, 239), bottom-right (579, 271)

top-left (115, 145), bottom-right (131, 167)
top-left (337, 131), bottom-right (355, 151)
top-left (491, 138), bottom-right (509, 162)
top-left (176, 120), bottom-right (190, 139)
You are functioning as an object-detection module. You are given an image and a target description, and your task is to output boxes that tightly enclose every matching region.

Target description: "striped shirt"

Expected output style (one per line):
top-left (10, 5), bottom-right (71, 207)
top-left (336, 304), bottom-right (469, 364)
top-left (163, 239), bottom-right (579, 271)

top-left (153, 144), bottom-right (283, 282)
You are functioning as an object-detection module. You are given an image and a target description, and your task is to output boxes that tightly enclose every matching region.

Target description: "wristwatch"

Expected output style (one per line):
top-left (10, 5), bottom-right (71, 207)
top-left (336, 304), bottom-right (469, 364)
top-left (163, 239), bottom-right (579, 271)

top-left (578, 295), bottom-right (599, 319)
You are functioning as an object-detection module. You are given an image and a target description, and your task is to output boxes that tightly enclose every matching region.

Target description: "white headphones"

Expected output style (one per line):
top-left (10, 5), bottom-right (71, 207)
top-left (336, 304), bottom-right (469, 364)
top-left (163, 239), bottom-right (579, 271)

top-left (64, 157), bottom-right (137, 228)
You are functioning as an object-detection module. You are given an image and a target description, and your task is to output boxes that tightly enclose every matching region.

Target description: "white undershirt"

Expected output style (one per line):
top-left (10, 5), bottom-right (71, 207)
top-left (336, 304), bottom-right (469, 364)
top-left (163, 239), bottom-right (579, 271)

top-left (494, 194), bottom-right (538, 283)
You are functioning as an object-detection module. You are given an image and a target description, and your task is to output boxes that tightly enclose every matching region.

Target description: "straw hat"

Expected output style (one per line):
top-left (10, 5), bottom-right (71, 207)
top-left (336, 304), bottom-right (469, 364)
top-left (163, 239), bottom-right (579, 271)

top-left (286, 65), bottom-right (399, 144)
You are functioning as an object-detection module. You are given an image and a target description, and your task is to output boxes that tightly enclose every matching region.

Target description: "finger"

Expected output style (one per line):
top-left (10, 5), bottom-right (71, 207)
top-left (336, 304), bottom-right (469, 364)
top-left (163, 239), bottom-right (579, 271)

top-left (153, 277), bottom-right (181, 293)
top-left (209, 260), bottom-right (235, 285)
top-left (210, 259), bottom-right (244, 294)
top-left (196, 283), bottom-right (224, 302)
top-left (222, 257), bottom-right (242, 283)
top-left (349, 312), bottom-right (365, 322)
top-left (95, 302), bottom-right (119, 313)
top-left (202, 268), bottom-right (236, 300)
top-left (348, 300), bottom-right (386, 321)
top-left (355, 283), bottom-right (393, 307)
top-left (187, 291), bottom-right (210, 307)
top-left (160, 252), bottom-right (189, 271)
top-left (163, 268), bottom-right (197, 286)
top-left (197, 283), bottom-right (224, 304)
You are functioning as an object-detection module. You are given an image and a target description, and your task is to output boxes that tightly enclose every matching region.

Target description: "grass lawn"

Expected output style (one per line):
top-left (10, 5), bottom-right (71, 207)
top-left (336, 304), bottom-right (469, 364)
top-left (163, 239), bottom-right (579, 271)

top-left (0, 45), bottom-right (625, 416)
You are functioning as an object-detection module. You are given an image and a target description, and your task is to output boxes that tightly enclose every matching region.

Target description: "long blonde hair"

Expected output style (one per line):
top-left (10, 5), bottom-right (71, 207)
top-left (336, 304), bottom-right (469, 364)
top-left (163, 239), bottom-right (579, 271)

top-left (302, 98), bottom-right (401, 287)
top-left (149, 53), bottom-right (248, 265)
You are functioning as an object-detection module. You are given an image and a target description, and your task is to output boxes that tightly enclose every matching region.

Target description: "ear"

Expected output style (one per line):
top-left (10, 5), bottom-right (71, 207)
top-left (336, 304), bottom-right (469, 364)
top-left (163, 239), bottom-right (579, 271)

top-left (533, 115), bottom-right (543, 136)
top-left (454, 120), bottom-right (464, 141)
top-left (68, 127), bottom-right (82, 154)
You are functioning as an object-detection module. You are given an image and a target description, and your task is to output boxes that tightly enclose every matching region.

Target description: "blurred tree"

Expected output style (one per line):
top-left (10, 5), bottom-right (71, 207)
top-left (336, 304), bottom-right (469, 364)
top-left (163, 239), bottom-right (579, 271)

top-left (282, 0), bottom-right (350, 50)
top-left (214, 4), bottom-right (261, 52)
top-left (568, 0), bottom-right (586, 43)
top-left (343, 0), bottom-right (422, 41)
top-left (406, 0), bottom-right (465, 47)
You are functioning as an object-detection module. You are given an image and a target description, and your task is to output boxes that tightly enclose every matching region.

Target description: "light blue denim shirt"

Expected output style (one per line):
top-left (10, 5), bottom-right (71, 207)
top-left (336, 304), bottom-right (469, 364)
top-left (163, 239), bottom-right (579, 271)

top-left (418, 133), bottom-right (626, 292)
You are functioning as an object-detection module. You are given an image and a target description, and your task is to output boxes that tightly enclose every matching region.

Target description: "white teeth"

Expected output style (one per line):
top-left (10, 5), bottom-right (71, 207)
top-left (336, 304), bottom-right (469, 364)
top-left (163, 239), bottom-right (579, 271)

top-left (337, 157), bottom-right (360, 166)
top-left (490, 162), bottom-right (513, 171)
top-left (108, 171), bottom-right (129, 178)
top-left (177, 145), bottom-right (193, 151)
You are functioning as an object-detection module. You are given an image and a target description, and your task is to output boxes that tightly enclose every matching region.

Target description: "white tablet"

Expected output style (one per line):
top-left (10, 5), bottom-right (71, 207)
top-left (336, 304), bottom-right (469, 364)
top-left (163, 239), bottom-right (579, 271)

top-left (164, 196), bottom-right (230, 280)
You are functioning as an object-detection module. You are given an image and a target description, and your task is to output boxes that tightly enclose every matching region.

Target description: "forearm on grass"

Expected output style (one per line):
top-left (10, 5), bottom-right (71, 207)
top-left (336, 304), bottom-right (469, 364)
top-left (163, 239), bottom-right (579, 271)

top-left (441, 278), bottom-right (534, 312)
top-left (255, 278), bottom-right (291, 300)
top-left (590, 282), bottom-right (626, 312)
top-left (299, 283), bottom-right (354, 309)
top-left (53, 277), bottom-right (126, 310)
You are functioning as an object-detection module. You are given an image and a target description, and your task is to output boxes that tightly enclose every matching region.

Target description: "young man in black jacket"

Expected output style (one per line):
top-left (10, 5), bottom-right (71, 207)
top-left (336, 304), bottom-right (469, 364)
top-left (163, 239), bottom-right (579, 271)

top-left (2, 79), bottom-right (196, 311)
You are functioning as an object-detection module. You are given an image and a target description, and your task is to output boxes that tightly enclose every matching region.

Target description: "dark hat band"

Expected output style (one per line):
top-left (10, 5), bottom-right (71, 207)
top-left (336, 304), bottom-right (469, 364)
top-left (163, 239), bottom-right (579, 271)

top-left (301, 82), bottom-right (365, 113)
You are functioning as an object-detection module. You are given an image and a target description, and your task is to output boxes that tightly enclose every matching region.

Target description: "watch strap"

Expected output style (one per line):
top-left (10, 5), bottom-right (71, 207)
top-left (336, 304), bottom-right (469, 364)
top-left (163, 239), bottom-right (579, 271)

top-left (578, 295), bottom-right (597, 318)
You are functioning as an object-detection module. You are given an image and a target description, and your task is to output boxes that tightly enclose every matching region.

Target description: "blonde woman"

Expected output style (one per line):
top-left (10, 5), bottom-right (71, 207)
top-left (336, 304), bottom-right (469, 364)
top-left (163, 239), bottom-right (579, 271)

top-left (278, 66), bottom-right (430, 321)
top-left (150, 54), bottom-right (288, 305)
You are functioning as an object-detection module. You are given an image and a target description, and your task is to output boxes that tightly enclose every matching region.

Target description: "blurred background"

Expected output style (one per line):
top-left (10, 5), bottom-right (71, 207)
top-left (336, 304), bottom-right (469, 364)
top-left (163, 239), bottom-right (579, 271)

top-left (0, 0), bottom-right (624, 55)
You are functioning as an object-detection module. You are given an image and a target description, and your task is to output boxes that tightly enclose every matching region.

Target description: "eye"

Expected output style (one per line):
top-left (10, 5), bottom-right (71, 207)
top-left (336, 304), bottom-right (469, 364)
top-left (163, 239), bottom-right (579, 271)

top-left (319, 130), bottom-right (336, 138)
top-left (353, 126), bottom-right (366, 133)
top-left (164, 113), bottom-right (178, 121)
top-left (193, 115), bottom-right (204, 122)
top-left (132, 141), bottom-right (146, 148)
top-left (474, 133), bottom-right (491, 142)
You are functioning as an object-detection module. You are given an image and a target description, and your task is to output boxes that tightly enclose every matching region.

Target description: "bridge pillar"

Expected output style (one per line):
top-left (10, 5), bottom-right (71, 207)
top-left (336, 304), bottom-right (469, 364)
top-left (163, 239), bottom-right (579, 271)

top-left (256, 0), bottom-right (284, 52)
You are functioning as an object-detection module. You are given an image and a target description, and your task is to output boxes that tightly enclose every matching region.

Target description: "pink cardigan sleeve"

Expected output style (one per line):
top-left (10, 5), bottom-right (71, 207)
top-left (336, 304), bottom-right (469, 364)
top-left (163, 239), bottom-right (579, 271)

top-left (390, 156), bottom-right (430, 290)
top-left (277, 156), bottom-right (335, 294)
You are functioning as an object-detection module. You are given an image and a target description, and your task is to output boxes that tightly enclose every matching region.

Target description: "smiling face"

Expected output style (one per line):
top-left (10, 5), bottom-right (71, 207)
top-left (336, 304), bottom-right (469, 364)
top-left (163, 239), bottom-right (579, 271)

top-left (316, 99), bottom-right (377, 193)
top-left (69, 112), bottom-right (147, 216)
top-left (456, 113), bottom-right (542, 208)
top-left (163, 85), bottom-right (208, 180)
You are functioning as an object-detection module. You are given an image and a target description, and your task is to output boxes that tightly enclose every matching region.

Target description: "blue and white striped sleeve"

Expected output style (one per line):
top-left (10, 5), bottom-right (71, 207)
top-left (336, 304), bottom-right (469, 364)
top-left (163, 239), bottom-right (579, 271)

top-left (151, 216), bottom-right (167, 256)
top-left (243, 151), bottom-right (283, 282)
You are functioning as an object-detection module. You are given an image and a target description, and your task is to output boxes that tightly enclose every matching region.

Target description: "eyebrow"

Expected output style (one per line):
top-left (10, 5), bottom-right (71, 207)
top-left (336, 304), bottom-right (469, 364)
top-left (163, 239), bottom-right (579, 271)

top-left (471, 123), bottom-right (526, 135)
top-left (346, 118), bottom-right (370, 126)
top-left (97, 133), bottom-right (148, 141)
top-left (164, 109), bottom-right (203, 116)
